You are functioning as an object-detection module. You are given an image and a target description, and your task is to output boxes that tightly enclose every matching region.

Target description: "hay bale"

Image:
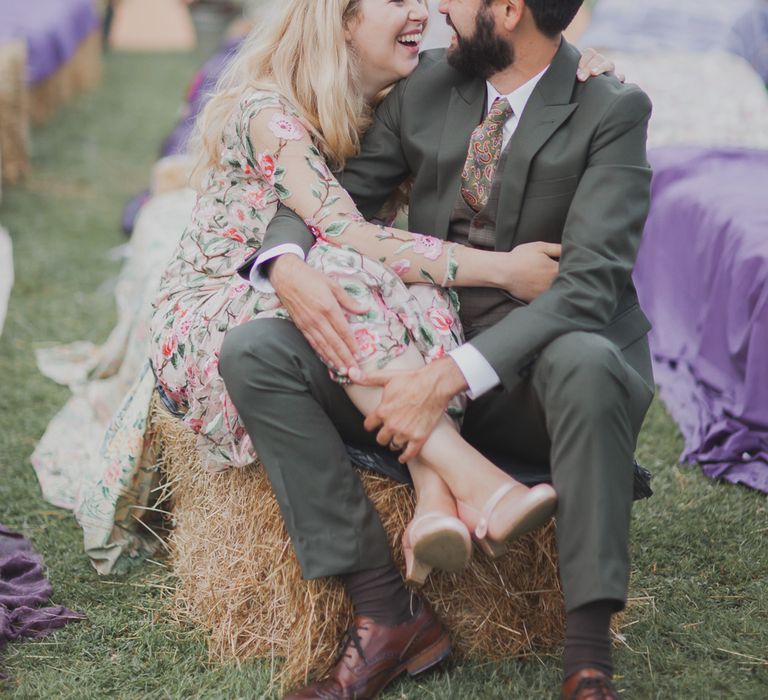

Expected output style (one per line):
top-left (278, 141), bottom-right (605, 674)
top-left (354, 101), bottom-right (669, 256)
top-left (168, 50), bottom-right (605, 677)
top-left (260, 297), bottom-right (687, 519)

top-left (30, 30), bottom-right (102, 124)
top-left (152, 397), bottom-right (564, 690)
top-left (0, 40), bottom-right (30, 186)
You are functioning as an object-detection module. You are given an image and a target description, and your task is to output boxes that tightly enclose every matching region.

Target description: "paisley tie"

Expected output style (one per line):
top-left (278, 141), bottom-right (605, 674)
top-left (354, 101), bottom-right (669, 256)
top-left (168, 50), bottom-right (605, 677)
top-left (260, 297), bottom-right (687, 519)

top-left (460, 97), bottom-right (514, 212)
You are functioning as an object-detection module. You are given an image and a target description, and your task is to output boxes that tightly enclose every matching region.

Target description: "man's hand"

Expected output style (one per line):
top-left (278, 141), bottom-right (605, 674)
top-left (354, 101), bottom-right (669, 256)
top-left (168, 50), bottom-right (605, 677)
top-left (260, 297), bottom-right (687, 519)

top-left (348, 357), bottom-right (468, 463)
top-left (270, 254), bottom-right (369, 373)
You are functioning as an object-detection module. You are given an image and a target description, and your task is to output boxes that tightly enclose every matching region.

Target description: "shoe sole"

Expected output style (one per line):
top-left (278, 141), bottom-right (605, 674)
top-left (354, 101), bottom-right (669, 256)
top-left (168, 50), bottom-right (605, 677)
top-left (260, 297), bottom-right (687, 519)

top-left (483, 487), bottom-right (558, 558)
top-left (412, 527), bottom-right (471, 574)
top-left (360, 631), bottom-right (452, 699)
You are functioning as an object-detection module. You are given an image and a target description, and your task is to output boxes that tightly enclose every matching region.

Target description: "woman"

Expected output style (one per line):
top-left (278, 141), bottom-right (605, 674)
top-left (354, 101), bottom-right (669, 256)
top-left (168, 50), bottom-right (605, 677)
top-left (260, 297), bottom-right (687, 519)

top-left (150, 0), bottom-right (617, 583)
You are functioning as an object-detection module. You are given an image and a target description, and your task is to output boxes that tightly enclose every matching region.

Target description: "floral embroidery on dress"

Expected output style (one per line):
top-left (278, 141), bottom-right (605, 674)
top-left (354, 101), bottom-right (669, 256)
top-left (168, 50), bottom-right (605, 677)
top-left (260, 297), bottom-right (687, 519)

top-left (149, 90), bottom-right (466, 472)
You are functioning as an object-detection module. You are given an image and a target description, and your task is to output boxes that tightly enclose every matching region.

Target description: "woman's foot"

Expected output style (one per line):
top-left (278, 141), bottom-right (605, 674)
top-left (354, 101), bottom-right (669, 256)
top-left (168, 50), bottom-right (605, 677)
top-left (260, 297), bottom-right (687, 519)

top-left (457, 482), bottom-right (557, 558)
top-left (402, 513), bottom-right (472, 585)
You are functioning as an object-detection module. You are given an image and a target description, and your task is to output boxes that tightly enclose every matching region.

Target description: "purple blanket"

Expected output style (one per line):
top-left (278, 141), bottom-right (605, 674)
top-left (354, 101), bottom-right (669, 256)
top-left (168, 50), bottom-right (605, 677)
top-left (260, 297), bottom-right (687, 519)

top-left (634, 147), bottom-right (768, 492)
top-left (0, 526), bottom-right (83, 679)
top-left (0, 0), bottom-right (100, 85)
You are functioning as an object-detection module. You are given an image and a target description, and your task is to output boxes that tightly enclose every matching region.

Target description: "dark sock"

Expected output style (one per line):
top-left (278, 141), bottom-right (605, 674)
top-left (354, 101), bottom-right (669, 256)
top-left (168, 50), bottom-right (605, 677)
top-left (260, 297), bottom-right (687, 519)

top-left (341, 564), bottom-right (415, 625)
top-left (562, 600), bottom-right (615, 680)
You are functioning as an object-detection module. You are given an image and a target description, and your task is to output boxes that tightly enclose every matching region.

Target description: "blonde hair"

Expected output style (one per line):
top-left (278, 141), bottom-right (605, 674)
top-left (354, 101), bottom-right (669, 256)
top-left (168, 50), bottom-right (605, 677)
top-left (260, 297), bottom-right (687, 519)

top-left (190, 0), bottom-right (368, 187)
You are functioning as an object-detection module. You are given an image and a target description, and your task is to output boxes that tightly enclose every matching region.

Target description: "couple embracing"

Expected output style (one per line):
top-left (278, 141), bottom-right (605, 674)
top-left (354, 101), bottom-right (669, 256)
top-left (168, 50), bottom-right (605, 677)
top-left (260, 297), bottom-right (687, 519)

top-left (150, 1), bottom-right (655, 698)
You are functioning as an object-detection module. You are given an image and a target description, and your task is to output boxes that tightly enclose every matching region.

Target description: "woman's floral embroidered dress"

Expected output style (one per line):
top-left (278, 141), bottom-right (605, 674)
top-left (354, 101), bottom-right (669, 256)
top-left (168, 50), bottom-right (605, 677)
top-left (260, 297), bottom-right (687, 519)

top-left (150, 90), bottom-right (465, 472)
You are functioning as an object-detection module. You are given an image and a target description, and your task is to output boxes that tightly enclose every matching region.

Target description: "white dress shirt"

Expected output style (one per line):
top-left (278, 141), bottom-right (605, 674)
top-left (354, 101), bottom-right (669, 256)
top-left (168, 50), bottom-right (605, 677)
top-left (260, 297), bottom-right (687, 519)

top-left (251, 66), bottom-right (550, 399)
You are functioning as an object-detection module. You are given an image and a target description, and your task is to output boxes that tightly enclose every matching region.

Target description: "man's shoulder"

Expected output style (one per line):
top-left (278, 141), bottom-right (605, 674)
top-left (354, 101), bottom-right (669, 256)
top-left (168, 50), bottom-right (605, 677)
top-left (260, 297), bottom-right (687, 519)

top-left (573, 74), bottom-right (652, 125)
top-left (398, 49), bottom-right (463, 99)
top-left (418, 48), bottom-right (448, 68)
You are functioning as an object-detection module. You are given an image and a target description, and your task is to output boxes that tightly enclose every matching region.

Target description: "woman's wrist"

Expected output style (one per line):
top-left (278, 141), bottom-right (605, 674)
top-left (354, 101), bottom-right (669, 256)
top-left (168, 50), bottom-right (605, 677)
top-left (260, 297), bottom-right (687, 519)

top-left (452, 246), bottom-right (508, 288)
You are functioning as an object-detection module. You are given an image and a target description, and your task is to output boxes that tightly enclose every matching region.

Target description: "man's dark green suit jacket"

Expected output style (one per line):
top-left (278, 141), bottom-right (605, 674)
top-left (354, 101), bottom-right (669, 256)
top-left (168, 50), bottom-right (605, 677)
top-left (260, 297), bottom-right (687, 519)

top-left (260, 39), bottom-right (654, 393)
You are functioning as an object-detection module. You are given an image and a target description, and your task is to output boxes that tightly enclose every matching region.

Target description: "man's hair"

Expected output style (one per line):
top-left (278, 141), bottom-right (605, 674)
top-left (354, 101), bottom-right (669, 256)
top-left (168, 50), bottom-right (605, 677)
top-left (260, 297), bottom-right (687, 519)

top-left (487, 0), bottom-right (584, 38)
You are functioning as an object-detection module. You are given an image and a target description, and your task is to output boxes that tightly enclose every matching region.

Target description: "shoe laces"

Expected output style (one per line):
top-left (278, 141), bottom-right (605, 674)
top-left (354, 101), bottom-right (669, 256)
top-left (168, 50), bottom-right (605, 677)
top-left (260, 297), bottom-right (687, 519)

top-left (335, 624), bottom-right (369, 665)
top-left (570, 676), bottom-right (617, 700)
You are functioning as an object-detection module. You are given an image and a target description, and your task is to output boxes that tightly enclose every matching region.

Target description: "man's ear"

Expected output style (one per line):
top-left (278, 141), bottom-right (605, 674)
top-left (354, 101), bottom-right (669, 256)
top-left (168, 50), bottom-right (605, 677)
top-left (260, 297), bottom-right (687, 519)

top-left (499, 0), bottom-right (525, 32)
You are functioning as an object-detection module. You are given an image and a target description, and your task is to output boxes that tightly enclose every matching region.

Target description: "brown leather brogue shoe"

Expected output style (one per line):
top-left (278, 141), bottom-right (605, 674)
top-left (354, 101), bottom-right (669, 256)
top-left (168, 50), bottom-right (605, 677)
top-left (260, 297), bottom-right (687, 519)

top-left (283, 597), bottom-right (451, 699)
top-left (561, 668), bottom-right (619, 700)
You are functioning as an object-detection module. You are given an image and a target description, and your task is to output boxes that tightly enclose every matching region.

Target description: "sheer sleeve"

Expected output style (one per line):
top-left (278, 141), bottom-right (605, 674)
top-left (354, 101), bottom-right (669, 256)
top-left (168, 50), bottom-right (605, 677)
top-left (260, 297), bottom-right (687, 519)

top-left (244, 97), bottom-right (459, 287)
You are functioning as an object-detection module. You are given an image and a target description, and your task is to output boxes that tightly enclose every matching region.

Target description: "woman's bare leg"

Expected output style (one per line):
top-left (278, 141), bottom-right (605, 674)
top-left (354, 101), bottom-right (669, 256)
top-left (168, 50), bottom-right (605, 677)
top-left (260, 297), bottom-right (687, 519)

top-left (341, 342), bottom-right (558, 588)
top-left (344, 344), bottom-right (521, 511)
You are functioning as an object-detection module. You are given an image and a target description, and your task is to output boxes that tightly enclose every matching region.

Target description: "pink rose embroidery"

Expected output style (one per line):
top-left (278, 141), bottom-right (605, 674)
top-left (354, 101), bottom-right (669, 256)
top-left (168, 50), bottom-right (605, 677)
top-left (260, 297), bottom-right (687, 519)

top-left (411, 233), bottom-right (444, 261)
top-left (228, 282), bottom-right (249, 299)
top-left (203, 353), bottom-right (220, 380)
top-left (305, 219), bottom-right (325, 240)
top-left (426, 307), bottom-right (454, 335)
top-left (427, 345), bottom-right (447, 361)
top-left (390, 259), bottom-right (412, 277)
top-left (223, 227), bottom-right (246, 243)
top-left (258, 152), bottom-right (276, 182)
top-left (268, 113), bottom-right (304, 141)
top-left (103, 461), bottom-right (122, 488)
top-left (354, 328), bottom-right (379, 359)
top-left (246, 188), bottom-right (270, 210)
top-left (187, 418), bottom-right (204, 433)
top-left (177, 319), bottom-right (192, 337)
top-left (162, 335), bottom-right (176, 358)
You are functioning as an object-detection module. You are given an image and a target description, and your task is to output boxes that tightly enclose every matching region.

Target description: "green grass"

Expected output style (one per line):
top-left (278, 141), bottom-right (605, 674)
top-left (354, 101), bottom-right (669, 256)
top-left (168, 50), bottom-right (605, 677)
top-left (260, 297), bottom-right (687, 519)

top-left (1, 49), bottom-right (767, 700)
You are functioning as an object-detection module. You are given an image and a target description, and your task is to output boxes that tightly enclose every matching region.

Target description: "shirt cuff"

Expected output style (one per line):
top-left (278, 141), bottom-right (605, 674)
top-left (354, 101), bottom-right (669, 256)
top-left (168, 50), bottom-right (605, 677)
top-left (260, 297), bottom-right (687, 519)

top-left (248, 244), bottom-right (307, 293)
top-left (448, 343), bottom-right (501, 399)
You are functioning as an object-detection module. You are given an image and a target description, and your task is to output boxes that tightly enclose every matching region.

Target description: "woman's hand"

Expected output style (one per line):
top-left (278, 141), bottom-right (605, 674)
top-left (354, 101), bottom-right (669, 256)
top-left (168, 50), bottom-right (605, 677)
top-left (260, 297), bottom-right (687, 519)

top-left (270, 254), bottom-right (369, 373)
top-left (496, 242), bottom-right (561, 302)
top-left (577, 48), bottom-right (625, 83)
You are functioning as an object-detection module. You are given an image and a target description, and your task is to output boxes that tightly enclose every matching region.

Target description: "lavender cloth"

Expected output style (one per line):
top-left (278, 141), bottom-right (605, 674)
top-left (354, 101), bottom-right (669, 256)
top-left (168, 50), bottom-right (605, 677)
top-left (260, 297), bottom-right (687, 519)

top-left (160, 37), bottom-right (242, 157)
top-left (0, 526), bottom-right (84, 677)
top-left (580, 0), bottom-right (763, 54)
top-left (633, 147), bottom-right (768, 492)
top-left (0, 0), bottom-right (100, 85)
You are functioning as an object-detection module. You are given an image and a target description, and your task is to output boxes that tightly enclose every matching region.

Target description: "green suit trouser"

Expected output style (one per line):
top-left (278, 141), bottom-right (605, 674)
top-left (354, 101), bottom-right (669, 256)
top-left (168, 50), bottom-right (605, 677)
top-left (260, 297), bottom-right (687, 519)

top-left (219, 317), bottom-right (654, 613)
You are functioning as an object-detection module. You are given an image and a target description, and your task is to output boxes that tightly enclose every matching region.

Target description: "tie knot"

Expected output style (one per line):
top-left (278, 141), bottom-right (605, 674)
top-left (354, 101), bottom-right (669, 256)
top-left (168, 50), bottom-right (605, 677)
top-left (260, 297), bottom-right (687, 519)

top-left (487, 97), bottom-right (513, 125)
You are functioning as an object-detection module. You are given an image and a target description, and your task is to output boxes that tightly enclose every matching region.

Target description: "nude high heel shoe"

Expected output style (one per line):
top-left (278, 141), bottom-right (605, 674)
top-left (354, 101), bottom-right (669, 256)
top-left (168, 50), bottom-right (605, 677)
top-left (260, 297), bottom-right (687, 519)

top-left (402, 513), bottom-right (472, 586)
top-left (457, 482), bottom-right (557, 558)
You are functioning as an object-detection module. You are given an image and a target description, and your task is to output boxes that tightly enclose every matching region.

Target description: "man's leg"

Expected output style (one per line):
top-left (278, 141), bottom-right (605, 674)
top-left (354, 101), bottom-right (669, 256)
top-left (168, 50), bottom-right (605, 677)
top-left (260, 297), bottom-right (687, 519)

top-left (219, 319), bottom-right (451, 698)
top-left (462, 332), bottom-right (654, 685)
top-left (219, 318), bottom-right (390, 578)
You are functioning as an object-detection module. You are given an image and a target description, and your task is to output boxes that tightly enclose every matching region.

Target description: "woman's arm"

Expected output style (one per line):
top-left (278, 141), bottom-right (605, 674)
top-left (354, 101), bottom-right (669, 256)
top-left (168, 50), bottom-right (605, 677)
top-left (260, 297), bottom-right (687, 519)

top-left (247, 103), bottom-right (532, 291)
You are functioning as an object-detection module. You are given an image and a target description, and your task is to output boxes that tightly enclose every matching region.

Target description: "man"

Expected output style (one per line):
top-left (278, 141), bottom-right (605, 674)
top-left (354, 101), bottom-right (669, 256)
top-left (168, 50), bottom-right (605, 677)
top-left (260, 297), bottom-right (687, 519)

top-left (219, 1), bottom-right (654, 698)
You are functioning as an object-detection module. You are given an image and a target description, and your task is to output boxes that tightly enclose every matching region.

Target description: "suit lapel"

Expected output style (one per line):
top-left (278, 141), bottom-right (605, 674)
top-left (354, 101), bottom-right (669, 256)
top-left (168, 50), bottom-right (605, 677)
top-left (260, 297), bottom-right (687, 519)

top-left (434, 79), bottom-right (485, 239)
top-left (495, 40), bottom-right (581, 251)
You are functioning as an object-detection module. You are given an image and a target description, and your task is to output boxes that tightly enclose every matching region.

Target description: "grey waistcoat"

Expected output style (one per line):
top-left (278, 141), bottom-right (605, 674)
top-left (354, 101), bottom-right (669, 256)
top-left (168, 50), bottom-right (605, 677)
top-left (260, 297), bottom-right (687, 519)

top-left (448, 144), bottom-right (524, 338)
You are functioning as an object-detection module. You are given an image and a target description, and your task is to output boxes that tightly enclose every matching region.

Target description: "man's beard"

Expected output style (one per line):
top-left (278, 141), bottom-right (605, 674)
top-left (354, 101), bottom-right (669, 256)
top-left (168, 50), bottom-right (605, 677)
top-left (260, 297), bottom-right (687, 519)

top-left (446, 8), bottom-right (514, 79)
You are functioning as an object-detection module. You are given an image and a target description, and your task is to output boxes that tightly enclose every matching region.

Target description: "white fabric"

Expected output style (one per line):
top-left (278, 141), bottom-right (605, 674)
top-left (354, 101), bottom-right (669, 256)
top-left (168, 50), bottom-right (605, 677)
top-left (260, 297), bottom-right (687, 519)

top-left (249, 243), bottom-right (305, 292)
top-left (602, 50), bottom-right (768, 150)
top-left (487, 66), bottom-right (549, 148)
top-left (448, 342), bottom-right (501, 399)
top-left (0, 225), bottom-right (12, 337)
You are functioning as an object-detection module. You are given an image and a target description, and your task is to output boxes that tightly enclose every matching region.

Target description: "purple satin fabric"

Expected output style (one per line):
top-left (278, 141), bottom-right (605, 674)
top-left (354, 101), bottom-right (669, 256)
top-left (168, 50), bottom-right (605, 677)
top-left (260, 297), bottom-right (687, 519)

top-left (0, 0), bottom-right (100, 85)
top-left (634, 147), bottom-right (768, 492)
top-left (0, 526), bottom-right (84, 678)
